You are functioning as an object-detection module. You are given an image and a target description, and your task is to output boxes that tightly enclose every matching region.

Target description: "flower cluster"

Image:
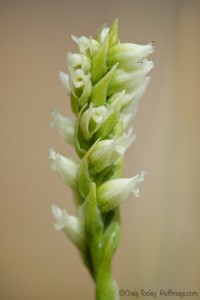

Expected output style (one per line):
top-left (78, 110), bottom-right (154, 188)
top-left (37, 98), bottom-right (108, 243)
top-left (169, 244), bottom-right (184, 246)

top-left (50, 20), bottom-right (153, 300)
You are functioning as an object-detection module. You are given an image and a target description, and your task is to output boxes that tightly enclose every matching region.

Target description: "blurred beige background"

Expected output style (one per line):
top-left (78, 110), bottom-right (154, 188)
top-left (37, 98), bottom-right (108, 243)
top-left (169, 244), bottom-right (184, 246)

top-left (0, 0), bottom-right (200, 299)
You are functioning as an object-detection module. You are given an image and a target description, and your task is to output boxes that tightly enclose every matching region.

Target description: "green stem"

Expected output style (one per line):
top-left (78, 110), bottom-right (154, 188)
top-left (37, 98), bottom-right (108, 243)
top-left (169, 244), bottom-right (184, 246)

top-left (94, 210), bottom-right (120, 300)
top-left (95, 263), bottom-right (118, 300)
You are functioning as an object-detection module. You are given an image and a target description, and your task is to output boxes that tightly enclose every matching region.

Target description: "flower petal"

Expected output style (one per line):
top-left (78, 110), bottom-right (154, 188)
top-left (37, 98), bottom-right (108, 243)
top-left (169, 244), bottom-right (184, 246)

top-left (49, 148), bottom-right (78, 189)
top-left (51, 204), bottom-right (85, 252)
top-left (50, 109), bottom-right (75, 145)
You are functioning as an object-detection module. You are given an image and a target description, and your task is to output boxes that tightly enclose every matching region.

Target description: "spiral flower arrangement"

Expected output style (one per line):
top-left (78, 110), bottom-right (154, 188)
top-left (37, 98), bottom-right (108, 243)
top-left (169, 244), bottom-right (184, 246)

top-left (49, 20), bottom-right (154, 300)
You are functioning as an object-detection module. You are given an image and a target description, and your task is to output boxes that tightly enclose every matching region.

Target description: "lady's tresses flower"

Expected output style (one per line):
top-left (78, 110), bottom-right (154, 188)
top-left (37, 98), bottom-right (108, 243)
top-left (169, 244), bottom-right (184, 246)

top-left (68, 67), bottom-right (92, 106)
top-left (67, 52), bottom-right (91, 73)
top-left (49, 148), bottom-right (78, 189)
top-left (89, 135), bottom-right (136, 173)
top-left (122, 76), bottom-right (151, 109)
top-left (51, 204), bottom-right (85, 252)
top-left (50, 20), bottom-right (153, 300)
top-left (79, 105), bottom-right (107, 140)
top-left (97, 171), bottom-right (147, 213)
top-left (107, 42), bottom-right (154, 68)
top-left (107, 60), bottom-right (153, 96)
top-left (71, 35), bottom-right (100, 57)
top-left (50, 109), bottom-right (75, 146)
top-left (59, 71), bottom-right (70, 94)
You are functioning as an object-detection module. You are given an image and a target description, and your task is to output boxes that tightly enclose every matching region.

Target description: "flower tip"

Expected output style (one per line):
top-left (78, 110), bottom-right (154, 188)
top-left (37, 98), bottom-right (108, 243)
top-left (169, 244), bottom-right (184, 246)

top-left (59, 71), bottom-right (70, 94)
top-left (49, 108), bottom-right (57, 128)
top-left (49, 147), bottom-right (56, 160)
top-left (131, 170), bottom-right (147, 198)
top-left (51, 204), bottom-right (66, 231)
top-left (145, 76), bottom-right (151, 85)
top-left (140, 169), bottom-right (147, 181)
top-left (51, 204), bottom-right (62, 220)
top-left (98, 24), bottom-right (110, 44)
top-left (148, 60), bottom-right (154, 71)
top-left (148, 42), bottom-right (155, 54)
top-left (71, 35), bottom-right (78, 43)
top-left (59, 71), bottom-right (66, 79)
top-left (110, 18), bottom-right (119, 29)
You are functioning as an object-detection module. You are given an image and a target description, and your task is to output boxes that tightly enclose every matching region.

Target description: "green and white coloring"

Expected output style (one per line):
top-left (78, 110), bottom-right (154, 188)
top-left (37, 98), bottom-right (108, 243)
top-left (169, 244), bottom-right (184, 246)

top-left (49, 20), bottom-right (154, 300)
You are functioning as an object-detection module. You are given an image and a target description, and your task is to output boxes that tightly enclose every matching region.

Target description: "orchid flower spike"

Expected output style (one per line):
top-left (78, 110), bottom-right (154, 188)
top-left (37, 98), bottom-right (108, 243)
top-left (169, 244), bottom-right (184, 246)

top-left (49, 19), bottom-right (153, 300)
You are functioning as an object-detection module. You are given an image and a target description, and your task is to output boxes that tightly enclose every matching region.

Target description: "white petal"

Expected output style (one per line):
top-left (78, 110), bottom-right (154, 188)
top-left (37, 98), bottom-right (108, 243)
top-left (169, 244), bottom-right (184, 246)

top-left (51, 204), bottom-right (85, 251)
top-left (49, 148), bottom-right (78, 189)
top-left (122, 76), bottom-right (151, 108)
top-left (121, 76), bottom-right (151, 125)
top-left (50, 109), bottom-right (75, 145)
top-left (122, 113), bottom-right (132, 129)
top-left (71, 35), bottom-right (100, 56)
top-left (51, 204), bottom-right (79, 231)
top-left (67, 52), bottom-right (91, 73)
top-left (59, 71), bottom-right (70, 94)
top-left (99, 26), bottom-right (110, 44)
top-left (80, 104), bottom-right (108, 140)
top-left (114, 134), bottom-right (136, 156)
top-left (131, 170), bottom-right (147, 198)
top-left (108, 62), bottom-right (153, 95)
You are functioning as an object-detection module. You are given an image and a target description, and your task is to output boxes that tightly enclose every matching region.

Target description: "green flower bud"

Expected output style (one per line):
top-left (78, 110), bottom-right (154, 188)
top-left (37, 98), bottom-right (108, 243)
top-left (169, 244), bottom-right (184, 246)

top-left (107, 42), bottom-right (154, 68)
top-left (97, 171), bottom-right (147, 212)
top-left (89, 140), bottom-right (116, 174)
top-left (89, 134), bottom-right (136, 174)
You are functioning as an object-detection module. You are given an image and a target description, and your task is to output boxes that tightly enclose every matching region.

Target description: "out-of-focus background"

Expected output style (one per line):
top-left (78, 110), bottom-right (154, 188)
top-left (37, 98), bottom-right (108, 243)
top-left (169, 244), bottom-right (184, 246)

top-left (1, 0), bottom-right (200, 299)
